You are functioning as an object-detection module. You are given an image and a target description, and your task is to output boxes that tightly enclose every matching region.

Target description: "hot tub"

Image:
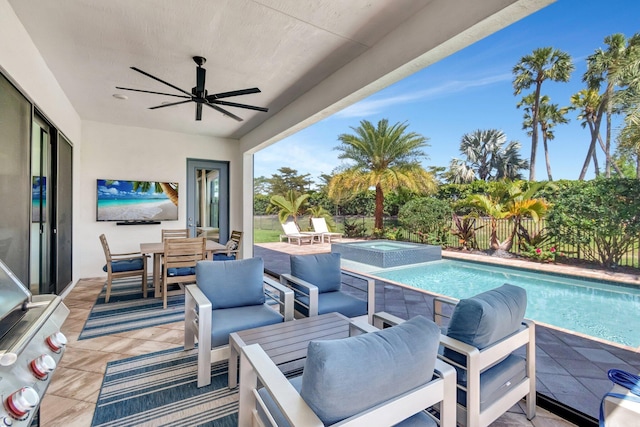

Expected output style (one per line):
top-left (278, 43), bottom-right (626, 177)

top-left (331, 240), bottom-right (441, 268)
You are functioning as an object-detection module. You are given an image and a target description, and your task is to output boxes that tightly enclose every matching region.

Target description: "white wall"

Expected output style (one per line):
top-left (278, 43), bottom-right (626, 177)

top-left (77, 121), bottom-right (242, 279)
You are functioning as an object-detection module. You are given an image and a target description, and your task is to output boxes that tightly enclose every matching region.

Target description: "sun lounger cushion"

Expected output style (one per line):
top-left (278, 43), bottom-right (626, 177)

top-left (300, 315), bottom-right (440, 425)
top-left (195, 258), bottom-right (265, 310)
top-left (294, 290), bottom-right (367, 318)
top-left (210, 304), bottom-right (283, 347)
top-left (103, 258), bottom-right (144, 273)
top-left (290, 253), bottom-right (341, 293)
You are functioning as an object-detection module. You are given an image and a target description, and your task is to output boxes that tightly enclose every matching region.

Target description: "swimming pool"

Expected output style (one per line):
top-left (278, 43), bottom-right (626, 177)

top-left (372, 259), bottom-right (640, 347)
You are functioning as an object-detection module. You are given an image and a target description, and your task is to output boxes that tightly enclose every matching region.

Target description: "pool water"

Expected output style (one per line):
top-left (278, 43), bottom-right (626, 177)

top-left (372, 260), bottom-right (640, 347)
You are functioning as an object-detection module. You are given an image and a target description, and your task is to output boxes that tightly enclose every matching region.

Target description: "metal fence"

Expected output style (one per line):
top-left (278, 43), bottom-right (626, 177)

top-left (254, 215), bottom-right (640, 268)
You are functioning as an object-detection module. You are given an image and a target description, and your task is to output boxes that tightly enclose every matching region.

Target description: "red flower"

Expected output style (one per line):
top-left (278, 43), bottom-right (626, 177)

top-left (550, 247), bottom-right (556, 253)
top-left (535, 248), bottom-right (541, 254)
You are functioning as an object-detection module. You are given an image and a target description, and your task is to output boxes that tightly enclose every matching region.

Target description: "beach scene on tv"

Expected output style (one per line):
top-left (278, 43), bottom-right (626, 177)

top-left (97, 179), bottom-right (179, 221)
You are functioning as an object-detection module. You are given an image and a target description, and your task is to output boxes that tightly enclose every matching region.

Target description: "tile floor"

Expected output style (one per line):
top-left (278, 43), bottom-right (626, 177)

top-left (40, 250), bottom-right (578, 427)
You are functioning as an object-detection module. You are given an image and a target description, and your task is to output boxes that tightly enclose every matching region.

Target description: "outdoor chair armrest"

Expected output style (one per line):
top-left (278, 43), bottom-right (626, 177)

top-left (184, 284), bottom-right (212, 350)
top-left (280, 273), bottom-right (320, 316)
top-left (264, 276), bottom-right (294, 321)
top-left (372, 311), bottom-right (406, 329)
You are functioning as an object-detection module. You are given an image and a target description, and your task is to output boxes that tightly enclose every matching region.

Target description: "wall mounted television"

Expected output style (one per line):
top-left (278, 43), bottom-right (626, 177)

top-left (96, 179), bottom-right (179, 222)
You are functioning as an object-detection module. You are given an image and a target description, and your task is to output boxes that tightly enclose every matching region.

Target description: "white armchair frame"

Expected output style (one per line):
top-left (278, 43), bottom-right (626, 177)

top-left (238, 343), bottom-right (456, 427)
top-left (374, 304), bottom-right (536, 427)
top-left (280, 269), bottom-right (375, 324)
top-left (184, 276), bottom-right (294, 388)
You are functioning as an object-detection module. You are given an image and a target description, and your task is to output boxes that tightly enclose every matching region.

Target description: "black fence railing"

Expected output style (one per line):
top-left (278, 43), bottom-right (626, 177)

top-left (254, 215), bottom-right (640, 268)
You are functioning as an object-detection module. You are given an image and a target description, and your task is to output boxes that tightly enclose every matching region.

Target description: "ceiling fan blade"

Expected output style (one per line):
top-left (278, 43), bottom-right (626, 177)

top-left (207, 87), bottom-right (261, 100)
top-left (196, 103), bottom-right (203, 121)
top-left (130, 66), bottom-right (192, 97)
top-left (196, 67), bottom-right (206, 95)
top-left (204, 103), bottom-right (243, 121)
top-left (115, 87), bottom-right (191, 99)
top-left (212, 100), bottom-right (269, 112)
top-left (148, 100), bottom-right (192, 110)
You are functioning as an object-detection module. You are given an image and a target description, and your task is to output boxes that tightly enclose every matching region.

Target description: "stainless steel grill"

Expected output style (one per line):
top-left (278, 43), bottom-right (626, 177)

top-left (0, 259), bottom-right (69, 426)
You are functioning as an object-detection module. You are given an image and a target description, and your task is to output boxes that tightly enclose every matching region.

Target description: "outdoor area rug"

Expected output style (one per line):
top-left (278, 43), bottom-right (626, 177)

top-left (91, 347), bottom-right (238, 427)
top-left (79, 278), bottom-right (185, 340)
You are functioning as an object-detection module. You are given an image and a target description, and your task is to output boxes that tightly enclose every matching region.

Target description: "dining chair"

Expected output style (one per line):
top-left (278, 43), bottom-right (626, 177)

top-left (212, 230), bottom-right (243, 260)
top-left (99, 234), bottom-right (147, 303)
top-left (161, 228), bottom-right (190, 240)
top-left (161, 237), bottom-right (206, 309)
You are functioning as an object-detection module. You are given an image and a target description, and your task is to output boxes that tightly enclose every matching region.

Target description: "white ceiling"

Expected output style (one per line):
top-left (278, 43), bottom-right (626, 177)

top-left (9, 0), bottom-right (430, 139)
top-left (8, 0), bottom-right (553, 143)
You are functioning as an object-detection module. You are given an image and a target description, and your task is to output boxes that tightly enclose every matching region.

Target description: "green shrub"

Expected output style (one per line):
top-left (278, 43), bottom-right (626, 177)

top-left (546, 178), bottom-right (640, 268)
top-left (398, 197), bottom-right (453, 245)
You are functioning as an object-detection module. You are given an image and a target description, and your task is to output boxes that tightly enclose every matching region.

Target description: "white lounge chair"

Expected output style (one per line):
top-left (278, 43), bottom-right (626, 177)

top-left (311, 217), bottom-right (342, 243)
top-left (279, 221), bottom-right (318, 245)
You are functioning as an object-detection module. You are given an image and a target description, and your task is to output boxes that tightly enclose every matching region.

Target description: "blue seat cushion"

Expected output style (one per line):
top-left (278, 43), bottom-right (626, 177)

top-left (196, 257), bottom-right (265, 310)
top-left (294, 290), bottom-right (367, 318)
top-left (103, 258), bottom-right (144, 273)
top-left (300, 315), bottom-right (440, 425)
top-left (212, 253), bottom-right (236, 261)
top-left (257, 376), bottom-right (436, 427)
top-left (167, 267), bottom-right (195, 276)
top-left (290, 253), bottom-right (341, 293)
top-left (457, 354), bottom-right (526, 410)
top-left (210, 304), bottom-right (283, 348)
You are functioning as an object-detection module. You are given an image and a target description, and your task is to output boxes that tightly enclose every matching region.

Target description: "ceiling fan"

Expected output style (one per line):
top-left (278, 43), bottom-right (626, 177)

top-left (116, 56), bottom-right (268, 121)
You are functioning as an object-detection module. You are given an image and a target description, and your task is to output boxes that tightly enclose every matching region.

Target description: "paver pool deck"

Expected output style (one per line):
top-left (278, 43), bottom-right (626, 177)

top-left (255, 241), bottom-right (640, 425)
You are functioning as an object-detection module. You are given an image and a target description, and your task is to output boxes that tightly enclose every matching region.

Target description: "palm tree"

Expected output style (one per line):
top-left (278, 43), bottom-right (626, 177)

top-left (519, 94), bottom-right (570, 181)
top-left (267, 190), bottom-right (309, 226)
top-left (513, 47), bottom-right (574, 181)
top-left (617, 104), bottom-right (640, 178)
top-left (445, 129), bottom-right (528, 183)
top-left (466, 181), bottom-right (549, 252)
top-left (328, 119), bottom-right (436, 231)
top-left (583, 33), bottom-right (640, 177)
top-left (129, 181), bottom-right (179, 206)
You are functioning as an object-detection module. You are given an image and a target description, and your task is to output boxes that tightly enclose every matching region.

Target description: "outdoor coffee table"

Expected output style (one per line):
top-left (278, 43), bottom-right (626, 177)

top-left (228, 312), bottom-right (377, 388)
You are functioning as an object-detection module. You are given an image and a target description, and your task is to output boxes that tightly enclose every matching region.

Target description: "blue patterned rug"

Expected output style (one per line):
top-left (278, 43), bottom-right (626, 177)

top-left (79, 278), bottom-right (185, 340)
top-left (91, 347), bottom-right (237, 427)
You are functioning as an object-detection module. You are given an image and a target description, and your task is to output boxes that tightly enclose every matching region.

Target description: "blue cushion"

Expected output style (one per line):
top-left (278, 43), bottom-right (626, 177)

top-left (103, 258), bottom-right (144, 273)
top-left (167, 267), bottom-right (195, 276)
top-left (212, 253), bottom-right (236, 261)
top-left (210, 304), bottom-right (283, 347)
top-left (196, 258), bottom-right (265, 310)
top-left (290, 253), bottom-right (341, 293)
top-left (300, 315), bottom-right (440, 425)
top-left (294, 290), bottom-right (367, 318)
top-left (446, 284), bottom-right (526, 349)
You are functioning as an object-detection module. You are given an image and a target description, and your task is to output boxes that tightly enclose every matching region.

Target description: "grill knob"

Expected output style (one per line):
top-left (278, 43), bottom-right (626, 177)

top-left (6, 387), bottom-right (39, 419)
top-left (45, 332), bottom-right (67, 352)
top-left (30, 354), bottom-right (56, 379)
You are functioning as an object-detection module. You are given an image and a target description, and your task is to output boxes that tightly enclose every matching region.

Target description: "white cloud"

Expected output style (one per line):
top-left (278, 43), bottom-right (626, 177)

top-left (334, 73), bottom-right (512, 118)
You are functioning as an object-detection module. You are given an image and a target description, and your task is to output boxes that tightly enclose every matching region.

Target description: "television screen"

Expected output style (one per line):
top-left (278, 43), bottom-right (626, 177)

top-left (96, 179), bottom-right (179, 222)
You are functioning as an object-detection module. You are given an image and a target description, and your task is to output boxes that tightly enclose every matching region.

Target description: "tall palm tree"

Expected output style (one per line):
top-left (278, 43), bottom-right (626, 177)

top-left (571, 89), bottom-right (624, 178)
top-left (328, 119), bottom-right (436, 231)
top-left (583, 33), bottom-right (640, 177)
top-left (513, 47), bottom-right (574, 181)
top-left (618, 104), bottom-right (640, 178)
top-left (446, 129), bottom-right (528, 183)
top-left (267, 190), bottom-right (309, 225)
top-left (519, 94), bottom-right (570, 181)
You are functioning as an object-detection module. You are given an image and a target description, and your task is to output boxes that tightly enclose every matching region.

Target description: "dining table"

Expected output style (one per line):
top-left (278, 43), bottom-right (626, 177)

top-left (140, 240), bottom-right (226, 297)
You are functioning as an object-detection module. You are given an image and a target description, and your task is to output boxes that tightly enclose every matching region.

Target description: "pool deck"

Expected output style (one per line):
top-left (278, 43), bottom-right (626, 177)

top-left (254, 241), bottom-right (640, 424)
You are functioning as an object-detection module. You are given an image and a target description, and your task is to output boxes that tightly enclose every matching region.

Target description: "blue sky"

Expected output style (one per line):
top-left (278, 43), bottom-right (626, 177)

top-left (255, 0), bottom-right (640, 184)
